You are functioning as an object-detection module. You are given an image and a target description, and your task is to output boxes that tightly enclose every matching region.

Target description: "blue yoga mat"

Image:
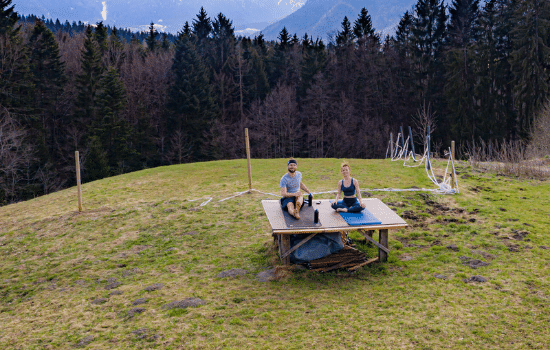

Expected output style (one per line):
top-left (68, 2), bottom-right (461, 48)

top-left (339, 209), bottom-right (382, 225)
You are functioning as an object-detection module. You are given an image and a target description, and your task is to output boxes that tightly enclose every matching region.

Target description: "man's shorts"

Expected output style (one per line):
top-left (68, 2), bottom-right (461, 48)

top-left (280, 197), bottom-right (296, 211)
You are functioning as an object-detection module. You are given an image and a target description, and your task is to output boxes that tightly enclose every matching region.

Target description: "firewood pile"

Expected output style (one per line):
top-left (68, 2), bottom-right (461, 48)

top-left (306, 246), bottom-right (378, 272)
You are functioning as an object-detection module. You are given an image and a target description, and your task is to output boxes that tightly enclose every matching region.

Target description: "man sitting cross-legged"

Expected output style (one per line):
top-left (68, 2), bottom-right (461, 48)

top-left (280, 158), bottom-right (311, 220)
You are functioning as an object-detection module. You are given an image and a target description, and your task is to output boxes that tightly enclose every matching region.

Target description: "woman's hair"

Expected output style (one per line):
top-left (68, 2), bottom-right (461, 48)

top-left (341, 161), bottom-right (350, 169)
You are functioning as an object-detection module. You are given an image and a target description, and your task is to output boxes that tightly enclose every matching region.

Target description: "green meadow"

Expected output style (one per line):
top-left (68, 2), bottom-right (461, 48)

top-left (0, 158), bottom-right (549, 349)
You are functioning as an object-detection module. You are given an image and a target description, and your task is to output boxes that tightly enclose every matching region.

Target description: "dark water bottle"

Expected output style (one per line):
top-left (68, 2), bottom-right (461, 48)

top-left (314, 209), bottom-right (319, 224)
top-left (308, 193), bottom-right (313, 207)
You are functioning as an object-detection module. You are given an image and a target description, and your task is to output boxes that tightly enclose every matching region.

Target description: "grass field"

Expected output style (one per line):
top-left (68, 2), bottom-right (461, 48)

top-left (0, 158), bottom-right (549, 349)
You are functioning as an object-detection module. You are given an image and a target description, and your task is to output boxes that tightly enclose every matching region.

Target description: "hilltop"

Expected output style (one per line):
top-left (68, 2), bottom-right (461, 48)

top-left (1, 158), bottom-right (549, 348)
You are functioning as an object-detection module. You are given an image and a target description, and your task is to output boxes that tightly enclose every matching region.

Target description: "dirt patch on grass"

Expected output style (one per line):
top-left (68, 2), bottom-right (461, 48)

top-left (460, 256), bottom-right (489, 269)
top-left (74, 335), bottom-right (94, 348)
top-left (143, 283), bottom-right (163, 291)
top-left (463, 275), bottom-right (488, 283)
top-left (164, 298), bottom-right (206, 309)
top-left (217, 268), bottom-right (248, 278)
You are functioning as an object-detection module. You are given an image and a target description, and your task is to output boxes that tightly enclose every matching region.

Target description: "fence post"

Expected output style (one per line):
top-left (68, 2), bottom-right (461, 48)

top-left (390, 132), bottom-right (393, 158)
top-left (245, 128), bottom-right (252, 193)
top-left (75, 151), bottom-right (83, 212)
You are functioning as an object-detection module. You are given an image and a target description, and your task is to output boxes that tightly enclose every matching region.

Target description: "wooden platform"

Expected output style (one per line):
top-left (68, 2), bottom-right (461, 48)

top-left (261, 198), bottom-right (408, 265)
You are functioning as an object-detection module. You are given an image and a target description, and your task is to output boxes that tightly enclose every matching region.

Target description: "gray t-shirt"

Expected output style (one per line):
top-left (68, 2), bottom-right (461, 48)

top-left (280, 171), bottom-right (302, 193)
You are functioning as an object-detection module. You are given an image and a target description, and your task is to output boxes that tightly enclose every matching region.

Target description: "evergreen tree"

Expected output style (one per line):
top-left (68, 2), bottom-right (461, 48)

top-left (410, 0), bottom-right (448, 105)
top-left (444, 0), bottom-right (480, 142)
top-left (211, 13), bottom-right (235, 72)
top-left (336, 16), bottom-right (354, 46)
top-left (277, 27), bottom-right (291, 50)
top-left (94, 66), bottom-right (135, 174)
top-left (85, 136), bottom-right (110, 181)
top-left (181, 21), bottom-right (191, 38)
top-left (192, 7), bottom-right (212, 49)
top-left (75, 26), bottom-right (104, 137)
top-left (28, 19), bottom-right (66, 161)
top-left (290, 33), bottom-right (299, 46)
top-left (300, 37), bottom-right (327, 98)
top-left (0, 0), bottom-right (32, 114)
top-left (474, 0), bottom-right (517, 140)
top-left (247, 48), bottom-right (270, 102)
top-left (510, 0), bottom-right (550, 136)
top-left (161, 33), bottom-right (171, 50)
top-left (166, 35), bottom-right (218, 160)
top-left (253, 32), bottom-right (267, 56)
top-left (394, 11), bottom-right (413, 58)
top-left (353, 8), bottom-right (379, 43)
top-left (269, 27), bottom-right (291, 86)
top-left (146, 22), bottom-right (158, 52)
top-left (94, 21), bottom-right (108, 55)
top-left (0, 0), bottom-right (18, 35)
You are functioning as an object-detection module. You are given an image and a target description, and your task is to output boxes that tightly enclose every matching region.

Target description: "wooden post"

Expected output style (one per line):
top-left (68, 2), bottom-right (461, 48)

top-left (451, 141), bottom-right (456, 161)
top-left (281, 235), bottom-right (291, 265)
top-left (379, 229), bottom-right (389, 262)
top-left (75, 151), bottom-right (83, 212)
top-left (244, 128), bottom-right (252, 193)
top-left (390, 133), bottom-right (394, 158)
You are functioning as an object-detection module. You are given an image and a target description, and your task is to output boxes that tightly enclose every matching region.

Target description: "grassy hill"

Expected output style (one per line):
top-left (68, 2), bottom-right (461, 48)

top-left (1, 158), bottom-right (549, 349)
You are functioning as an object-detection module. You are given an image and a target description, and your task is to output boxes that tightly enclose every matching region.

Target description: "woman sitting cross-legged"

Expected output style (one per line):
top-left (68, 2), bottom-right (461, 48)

top-left (331, 162), bottom-right (367, 213)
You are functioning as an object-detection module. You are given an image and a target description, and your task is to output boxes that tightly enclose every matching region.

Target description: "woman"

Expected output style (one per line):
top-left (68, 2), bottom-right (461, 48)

top-left (331, 162), bottom-right (366, 213)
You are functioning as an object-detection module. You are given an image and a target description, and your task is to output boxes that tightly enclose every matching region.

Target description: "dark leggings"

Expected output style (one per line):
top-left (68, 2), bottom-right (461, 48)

top-left (331, 197), bottom-right (363, 213)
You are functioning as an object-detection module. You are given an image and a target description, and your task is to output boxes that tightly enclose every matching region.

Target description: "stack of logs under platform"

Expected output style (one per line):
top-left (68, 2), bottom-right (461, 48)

top-left (261, 198), bottom-right (408, 266)
top-left (307, 245), bottom-right (379, 272)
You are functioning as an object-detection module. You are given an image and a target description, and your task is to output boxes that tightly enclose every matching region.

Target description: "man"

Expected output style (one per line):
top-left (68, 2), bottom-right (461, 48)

top-left (280, 158), bottom-right (311, 219)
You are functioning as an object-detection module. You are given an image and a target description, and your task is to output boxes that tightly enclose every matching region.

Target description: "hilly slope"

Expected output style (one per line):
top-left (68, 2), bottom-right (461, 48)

top-left (262, 0), bottom-right (416, 41)
top-left (1, 159), bottom-right (549, 348)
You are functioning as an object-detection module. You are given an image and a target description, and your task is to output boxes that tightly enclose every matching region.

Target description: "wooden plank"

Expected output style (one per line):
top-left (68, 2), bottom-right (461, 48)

top-left (379, 229), bottom-right (389, 262)
top-left (348, 257), bottom-right (379, 271)
top-left (272, 224), bottom-right (407, 235)
top-left (359, 230), bottom-right (390, 254)
top-left (280, 235), bottom-right (291, 264)
top-left (281, 232), bottom-right (319, 260)
top-left (311, 256), bottom-right (358, 272)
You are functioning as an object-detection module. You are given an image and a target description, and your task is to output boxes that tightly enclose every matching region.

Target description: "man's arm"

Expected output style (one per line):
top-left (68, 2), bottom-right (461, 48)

top-left (281, 186), bottom-right (299, 198)
top-left (299, 182), bottom-right (310, 194)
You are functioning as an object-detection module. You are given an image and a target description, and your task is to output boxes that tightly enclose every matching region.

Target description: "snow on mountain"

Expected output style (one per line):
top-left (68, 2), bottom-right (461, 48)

top-left (261, 0), bottom-right (417, 41)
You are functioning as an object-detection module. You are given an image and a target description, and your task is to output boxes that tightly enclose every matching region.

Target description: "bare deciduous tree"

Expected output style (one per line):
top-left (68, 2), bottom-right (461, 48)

top-left (528, 100), bottom-right (550, 157)
top-left (0, 108), bottom-right (35, 202)
top-left (412, 101), bottom-right (437, 150)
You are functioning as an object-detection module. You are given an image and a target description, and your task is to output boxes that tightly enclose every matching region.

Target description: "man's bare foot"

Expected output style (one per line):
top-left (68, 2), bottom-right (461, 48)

top-left (336, 208), bottom-right (348, 212)
top-left (288, 208), bottom-right (295, 216)
top-left (294, 210), bottom-right (300, 219)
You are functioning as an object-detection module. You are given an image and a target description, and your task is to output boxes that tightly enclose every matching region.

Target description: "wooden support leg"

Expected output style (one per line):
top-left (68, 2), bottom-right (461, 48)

top-left (379, 229), bottom-right (389, 262)
top-left (281, 235), bottom-right (291, 265)
top-left (366, 230), bottom-right (374, 246)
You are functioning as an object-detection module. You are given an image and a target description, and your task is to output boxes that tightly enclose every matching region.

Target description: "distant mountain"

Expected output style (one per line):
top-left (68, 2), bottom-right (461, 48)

top-left (261, 0), bottom-right (417, 42)
top-left (14, 0), bottom-right (305, 33)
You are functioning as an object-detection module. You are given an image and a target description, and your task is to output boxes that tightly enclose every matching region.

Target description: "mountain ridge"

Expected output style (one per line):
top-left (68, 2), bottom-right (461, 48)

top-left (261, 0), bottom-right (417, 41)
